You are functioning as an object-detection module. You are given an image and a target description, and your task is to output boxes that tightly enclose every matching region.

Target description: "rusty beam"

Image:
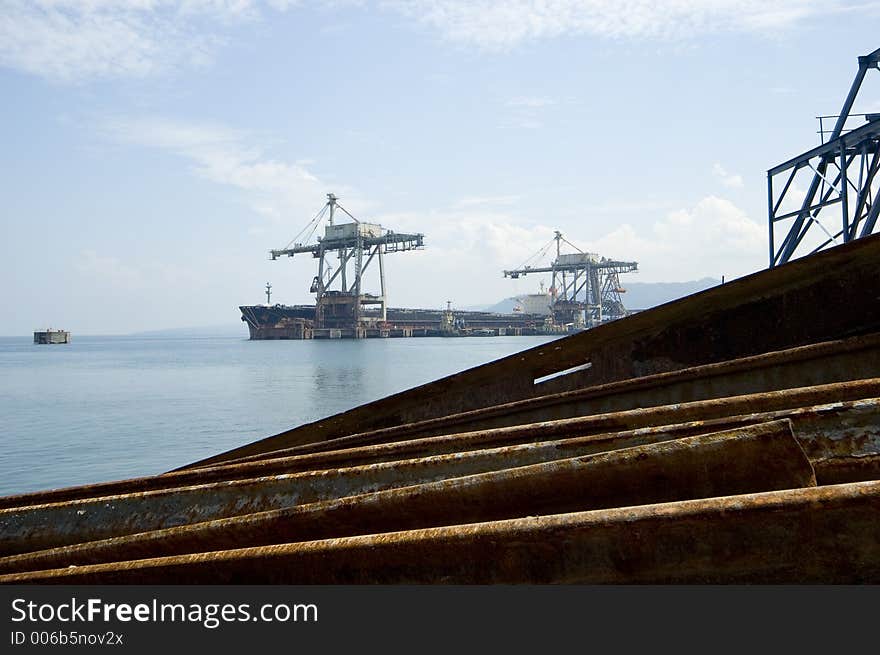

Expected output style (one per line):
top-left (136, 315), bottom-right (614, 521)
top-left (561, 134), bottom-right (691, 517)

top-left (188, 235), bottom-right (880, 468)
top-left (3, 480), bottom-right (877, 584)
top-left (813, 455), bottom-right (880, 485)
top-left (0, 421), bottom-right (814, 574)
top-left (195, 378), bottom-right (880, 464)
top-left (200, 333), bottom-right (880, 468)
top-left (0, 419), bottom-right (813, 556)
top-left (2, 385), bottom-right (879, 513)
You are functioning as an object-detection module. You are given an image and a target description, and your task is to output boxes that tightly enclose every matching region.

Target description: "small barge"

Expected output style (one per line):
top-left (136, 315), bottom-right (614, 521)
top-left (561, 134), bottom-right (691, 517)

top-left (33, 329), bottom-right (70, 344)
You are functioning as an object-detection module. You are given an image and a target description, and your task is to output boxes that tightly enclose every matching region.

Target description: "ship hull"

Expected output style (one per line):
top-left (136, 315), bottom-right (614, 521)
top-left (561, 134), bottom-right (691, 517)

top-left (239, 304), bottom-right (563, 339)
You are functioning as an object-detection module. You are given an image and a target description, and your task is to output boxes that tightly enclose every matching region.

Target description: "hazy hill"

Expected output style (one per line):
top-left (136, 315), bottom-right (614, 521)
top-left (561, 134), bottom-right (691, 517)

top-left (467, 278), bottom-right (720, 313)
top-left (621, 278), bottom-right (720, 310)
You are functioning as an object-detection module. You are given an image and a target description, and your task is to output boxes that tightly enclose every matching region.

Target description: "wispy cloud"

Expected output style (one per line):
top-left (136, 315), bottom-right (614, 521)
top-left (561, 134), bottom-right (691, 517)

top-left (102, 116), bottom-right (333, 226)
top-left (383, 1), bottom-right (876, 50)
top-left (585, 195), bottom-right (765, 281)
top-left (712, 162), bottom-right (744, 189)
top-left (5, 1), bottom-right (876, 83)
top-left (0, 0), bottom-right (257, 82)
top-left (368, 192), bottom-right (767, 307)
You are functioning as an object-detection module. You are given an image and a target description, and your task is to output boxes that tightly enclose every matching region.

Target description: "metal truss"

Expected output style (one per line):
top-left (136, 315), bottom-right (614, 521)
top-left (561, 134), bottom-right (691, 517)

top-left (769, 47), bottom-right (880, 267)
top-left (270, 194), bottom-right (424, 323)
top-left (503, 231), bottom-right (637, 326)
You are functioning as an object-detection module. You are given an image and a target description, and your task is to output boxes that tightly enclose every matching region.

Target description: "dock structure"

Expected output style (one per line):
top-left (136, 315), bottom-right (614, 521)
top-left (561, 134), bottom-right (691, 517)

top-left (33, 329), bottom-right (70, 344)
top-left (504, 230), bottom-right (638, 327)
top-left (769, 47), bottom-right (880, 266)
top-left (268, 193), bottom-right (424, 338)
top-left (242, 193), bottom-right (569, 339)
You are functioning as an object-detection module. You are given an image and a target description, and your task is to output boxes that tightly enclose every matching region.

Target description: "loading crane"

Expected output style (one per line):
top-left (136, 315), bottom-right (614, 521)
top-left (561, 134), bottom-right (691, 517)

top-left (270, 193), bottom-right (424, 329)
top-left (503, 230), bottom-right (637, 327)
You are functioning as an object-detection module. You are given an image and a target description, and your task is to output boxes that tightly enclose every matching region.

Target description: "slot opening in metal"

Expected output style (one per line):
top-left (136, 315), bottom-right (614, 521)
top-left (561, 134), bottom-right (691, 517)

top-left (534, 361), bottom-right (592, 385)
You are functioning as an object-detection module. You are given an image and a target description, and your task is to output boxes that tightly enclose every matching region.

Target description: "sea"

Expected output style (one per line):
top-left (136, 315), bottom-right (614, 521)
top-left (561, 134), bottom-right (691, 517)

top-left (0, 331), bottom-right (560, 497)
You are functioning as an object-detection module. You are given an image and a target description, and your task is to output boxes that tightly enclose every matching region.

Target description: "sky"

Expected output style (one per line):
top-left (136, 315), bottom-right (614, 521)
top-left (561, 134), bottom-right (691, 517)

top-left (2, 1), bottom-right (880, 335)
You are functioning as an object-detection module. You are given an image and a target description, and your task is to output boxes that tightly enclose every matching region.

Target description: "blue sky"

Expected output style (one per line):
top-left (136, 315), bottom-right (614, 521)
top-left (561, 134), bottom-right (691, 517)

top-left (2, 1), bottom-right (879, 334)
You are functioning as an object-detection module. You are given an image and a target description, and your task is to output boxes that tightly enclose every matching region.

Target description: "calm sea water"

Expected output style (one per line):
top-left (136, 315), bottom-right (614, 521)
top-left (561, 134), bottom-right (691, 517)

top-left (0, 332), bottom-right (559, 496)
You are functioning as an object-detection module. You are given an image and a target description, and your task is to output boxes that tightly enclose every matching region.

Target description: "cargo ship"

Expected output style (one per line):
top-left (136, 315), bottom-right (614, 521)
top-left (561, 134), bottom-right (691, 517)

top-left (240, 194), bottom-right (636, 339)
top-left (239, 302), bottom-right (556, 340)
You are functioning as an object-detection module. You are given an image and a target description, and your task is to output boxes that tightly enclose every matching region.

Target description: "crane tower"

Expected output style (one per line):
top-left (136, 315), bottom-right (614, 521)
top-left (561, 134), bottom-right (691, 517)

top-left (270, 194), bottom-right (424, 330)
top-left (503, 231), bottom-right (638, 328)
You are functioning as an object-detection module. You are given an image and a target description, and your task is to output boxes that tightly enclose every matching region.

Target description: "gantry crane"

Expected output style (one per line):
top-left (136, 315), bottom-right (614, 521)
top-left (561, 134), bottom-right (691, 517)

top-left (503, 231), bottom-right (637, 327)
top-left (270, 194), bottom-right (424, 329)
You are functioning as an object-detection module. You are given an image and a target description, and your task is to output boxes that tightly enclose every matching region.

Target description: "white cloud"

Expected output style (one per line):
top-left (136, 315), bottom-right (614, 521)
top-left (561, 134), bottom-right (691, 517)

top-left (5, 1), bottom-right (875, 83)
top-left (582, 195), bottom-right (766, 282)
top-left (7, 1), bottom-right (873, 84)
top-left (363, 194), bottom-right (767, 307)
top-left (103, 116), bottom-right (333, 226)
top-left (364, 208), bottom-right (555, 306)
top-left (712, 162), bottom-right (744, 188)
top-left (0, 0), bottom-right (255, 82)
top-left (382, 1), bottom-right (873, 49)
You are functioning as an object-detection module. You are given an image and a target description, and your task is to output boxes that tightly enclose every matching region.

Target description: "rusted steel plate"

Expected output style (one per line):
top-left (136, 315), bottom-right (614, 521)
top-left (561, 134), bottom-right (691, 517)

top-left (0, 420), bottom-right (811, 557)
top-left (197, 333), bottom-right (880, 468)
top-left (3, 481), bottom-right (877, 584)
top-left (189, 235), bottom-right (880, 468)
top-left (202, 378), bottom-right (880, 464)
top-left (0, 421), bottom-right (814, 574)
top-left (814, 455), bottom-right (880, 485)
top-left (2, 390), bottom-right (879, 513)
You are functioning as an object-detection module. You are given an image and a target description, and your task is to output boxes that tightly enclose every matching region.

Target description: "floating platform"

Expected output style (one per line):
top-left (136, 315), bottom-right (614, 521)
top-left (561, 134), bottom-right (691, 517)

top-left (33, 329), bottom-right (70, 344)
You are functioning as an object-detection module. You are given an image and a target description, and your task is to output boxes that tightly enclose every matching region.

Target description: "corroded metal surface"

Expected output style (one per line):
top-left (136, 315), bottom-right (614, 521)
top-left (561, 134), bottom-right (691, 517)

top-left (813, 455), bottom-right (880, 485)
top-left (1, 391), bottom-right (878, 513)
top-left (190, 235), bottom-right (880, 468)
top-left (196, 333), bottom-right (880, 467)
top-left (2, 239), bottom-right (880, 584)
top-left (0, 422), bottom-right (813, 572)
top-left (3, 481), bottom-right (877, 584)
top-left (0, 420), bottom-right (811, 557)
top-left (201, 378), bottom-right (880, 464)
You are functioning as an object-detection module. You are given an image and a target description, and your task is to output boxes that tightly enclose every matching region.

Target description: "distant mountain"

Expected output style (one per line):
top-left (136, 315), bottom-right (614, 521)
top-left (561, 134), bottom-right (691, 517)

top-left (623, 278), bottom-right (720, 310)
top-left (465, 278), bottom-right (721, 314)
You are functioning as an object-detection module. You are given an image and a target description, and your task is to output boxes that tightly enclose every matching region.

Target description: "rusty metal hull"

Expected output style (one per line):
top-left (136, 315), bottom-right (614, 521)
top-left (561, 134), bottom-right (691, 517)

top-left (190, 235), bottom-right (880, 468)
top-left (198, 378), bottom-right (880, 464)
top-left (3, 481), bottom-right (878, 584)
top-left (203, 333), bottom-right (880, 466)
top-left (2, 238), bottom-right (880, 584)
top-left (0, 422), bottom-right (813, 573)
top-left (0, 420), bottom-right (811, 556)
top-left (1, 390), bottom-right (877, 514)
